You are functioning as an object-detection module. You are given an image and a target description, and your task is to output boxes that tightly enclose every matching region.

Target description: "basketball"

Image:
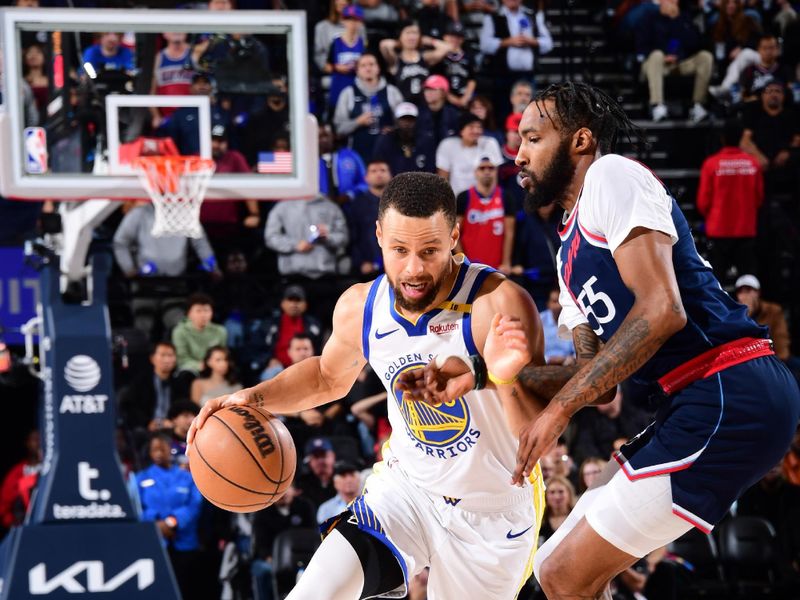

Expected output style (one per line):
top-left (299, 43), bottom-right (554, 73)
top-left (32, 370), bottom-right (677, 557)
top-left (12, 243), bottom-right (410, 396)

top-left (189, 406), bottom-right (296, 513)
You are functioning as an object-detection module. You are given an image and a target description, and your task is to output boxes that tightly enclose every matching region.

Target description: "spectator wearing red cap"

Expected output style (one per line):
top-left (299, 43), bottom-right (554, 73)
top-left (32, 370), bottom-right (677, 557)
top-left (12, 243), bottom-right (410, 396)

top-left (325, 5), bottom-right (367, 114)
top-left (379, 20), bottom-right (450, 105)
top-left (436, 112), bottom-right (503, 195)
top-left (697, 121), bottom-right (763, 287)
top-left (455, 156), bottom-right (517, 272)
top-left (499, 112), bottom-right (524, 204)
top-left (437, 19), bottom-right (477, 109)
top-left (417, 74), bottom-right (462, 148)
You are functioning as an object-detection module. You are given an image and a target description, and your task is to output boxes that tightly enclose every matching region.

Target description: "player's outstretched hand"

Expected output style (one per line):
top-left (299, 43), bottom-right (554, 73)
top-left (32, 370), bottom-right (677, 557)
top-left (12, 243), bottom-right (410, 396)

top-left (484, 314), bottom-right (532, 382)
top-left (186, 389), bottom-right (251, 452)
top-left (396, 357), bottom-right (474, 406)
top-left (511, 407), bottom-right (570, 486)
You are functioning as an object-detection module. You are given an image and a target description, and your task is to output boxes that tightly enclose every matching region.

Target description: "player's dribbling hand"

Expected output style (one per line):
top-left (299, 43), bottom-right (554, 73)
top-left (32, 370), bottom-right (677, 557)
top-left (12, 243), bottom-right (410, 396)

top-left (511, 407), bottom-right (569, 486)
top-left (186, 389), bottom-right (251, 453)
top-left (396, 358), bottom-right (474, 406)
top-left (484, 314), bottom-right (531, 382)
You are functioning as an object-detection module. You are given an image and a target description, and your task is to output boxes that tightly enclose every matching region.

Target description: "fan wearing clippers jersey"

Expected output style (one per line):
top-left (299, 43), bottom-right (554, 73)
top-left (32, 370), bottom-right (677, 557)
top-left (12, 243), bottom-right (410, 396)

top-left (402, 82), bottom-right (800, 600)
top-left (455, 156), bottom-right (517, 271)
top-left (189, 172), bottom-right (558, 600)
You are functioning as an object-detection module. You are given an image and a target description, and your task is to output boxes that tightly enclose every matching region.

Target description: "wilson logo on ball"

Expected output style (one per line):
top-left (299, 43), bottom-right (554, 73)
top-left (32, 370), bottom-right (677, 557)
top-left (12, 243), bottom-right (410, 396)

top-left (229, 407), bottom-right (276, 458)
top-left (64, 355), bottom-right (101, 392)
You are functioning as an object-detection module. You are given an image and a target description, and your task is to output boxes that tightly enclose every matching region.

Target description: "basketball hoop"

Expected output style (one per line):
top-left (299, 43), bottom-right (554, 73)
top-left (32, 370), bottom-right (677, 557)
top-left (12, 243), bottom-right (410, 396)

top-left (133, 156), bottom-right (216, 238)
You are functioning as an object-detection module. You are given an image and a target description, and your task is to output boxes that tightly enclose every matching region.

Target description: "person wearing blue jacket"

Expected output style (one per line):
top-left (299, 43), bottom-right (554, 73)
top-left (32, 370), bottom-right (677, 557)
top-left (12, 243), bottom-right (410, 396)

top-left (136, 433), bottom-right (204, 599)
top-left (318, 124), bottom-right (368, 201)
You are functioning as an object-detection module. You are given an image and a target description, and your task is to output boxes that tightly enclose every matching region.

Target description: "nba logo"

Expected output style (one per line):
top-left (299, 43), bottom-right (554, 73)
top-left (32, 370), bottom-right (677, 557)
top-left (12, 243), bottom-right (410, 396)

top-left (24, 127), bottom-right (48, 174)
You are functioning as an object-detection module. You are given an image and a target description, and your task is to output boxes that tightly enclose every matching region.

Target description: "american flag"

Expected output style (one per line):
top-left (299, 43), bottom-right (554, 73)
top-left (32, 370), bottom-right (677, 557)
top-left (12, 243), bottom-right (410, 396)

top-left (257, 151), bottom-right (292, 174)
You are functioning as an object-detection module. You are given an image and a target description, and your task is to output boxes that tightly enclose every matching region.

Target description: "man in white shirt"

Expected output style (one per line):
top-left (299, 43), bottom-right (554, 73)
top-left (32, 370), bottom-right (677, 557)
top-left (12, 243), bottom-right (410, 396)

top-left (436, 113), bottom-right (504, 195)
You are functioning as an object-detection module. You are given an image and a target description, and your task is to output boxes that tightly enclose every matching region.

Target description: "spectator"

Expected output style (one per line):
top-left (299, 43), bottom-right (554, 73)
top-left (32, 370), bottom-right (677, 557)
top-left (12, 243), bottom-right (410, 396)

top-left (81, 32), bottom-right (134, 75)
top-left (201, 124), bottom-right (260, 257)
top-left (22, 44), bottom-right (49, 117)
top-left (326, 5), bottom-right (367, 113)
top-left (416, 74), bottom-right (462, 148)
top-left (149, 33), bottom-right (195, 128)
top-left (112, 203), bottom-right (220, 337)
top-left (264, 194), bottom-right (349, 326)
top-left (166, 401), bottom-right (199, 466)
top-left (333, 53), bottom-right (403, 161)
top-left (740, 79), bottom-right (800, 194)
top-left (0, 430), bottom-right (40, 532)
top-left (577, 457), bottom-right (606, 495)
top-left (739, 34), bottom-right (790, 101)
top-left (479, 0), bottom-right (553, 119)
top-left (118, 342), bottom-right (192, 437)
top-left (540, 287), bottom-right (576, 365)
top-left (318, 123), bottom-right (368, 203)
top-left (250, 484), bottom-right (316, 600)
top-left (136, 433), bottom-right (204, 600)
top-left (294, 437), bottom-right (337, 509)
top-left (172, 293), bottom-right (228, 374)
top-left (467, 94), bottom-right (504, 147)
top-left (316, 460), bottom-right (362, 524)
top-left (509, 79), bottom-right (533, 117)
top-left (409, 0), bottom-right (459, 39)
top-left (314, 0), bottom-right (357, 73)
top-left (373, 102), bottom-right (436, 174)
top-left (379, 20), bottom-right (449, 106)
top-left (241, 78), bottom-right (292, 165)
top-left (436, 113), bottom-right (503, 195)
top-left (158, 72), bottom-right (230, 156)
top-left (347, 159), bottom-right (391, 278)
top-left (511, 202), bottom-right (561, 307)
top-left (499, 112), bottom-right (524, 204)
top-left (455, 156), bottom-right (516, 271)
top-left (570, 386), bottom-right (653, 467)
top-left (259, 286), bottom-right (323, 376)
top-left (438, 20), bottom-right (476, 109)
top-left (636, 0), bottom-right (713, 123)
top-left (539, 475), bottom-right (577, 541)
top-left (190, 346), bottom-right (242, 407)
top-left (708, 0), bottom-right (762, 100)
top-left (735, 274), bottom-right (791, 361)
top-left (697, 120), bottom-right (764, 285)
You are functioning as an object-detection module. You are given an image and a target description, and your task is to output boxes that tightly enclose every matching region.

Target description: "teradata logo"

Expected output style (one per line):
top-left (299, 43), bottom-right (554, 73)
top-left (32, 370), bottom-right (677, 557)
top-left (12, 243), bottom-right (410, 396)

top-left (390, 363), bottom-right (470, 447)
top-left (64, 355), bottom-right (101, 393)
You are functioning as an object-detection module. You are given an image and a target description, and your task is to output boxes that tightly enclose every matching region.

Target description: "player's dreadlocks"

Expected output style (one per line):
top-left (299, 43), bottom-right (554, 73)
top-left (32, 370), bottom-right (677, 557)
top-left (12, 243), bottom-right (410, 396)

top-left (532, 82), bottom-right (646, 155)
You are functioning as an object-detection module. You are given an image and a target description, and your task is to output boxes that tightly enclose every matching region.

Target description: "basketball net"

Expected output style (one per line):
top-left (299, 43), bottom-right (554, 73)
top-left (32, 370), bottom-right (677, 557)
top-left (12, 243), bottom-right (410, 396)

top-left (133, 156), bottom-right (216, 238)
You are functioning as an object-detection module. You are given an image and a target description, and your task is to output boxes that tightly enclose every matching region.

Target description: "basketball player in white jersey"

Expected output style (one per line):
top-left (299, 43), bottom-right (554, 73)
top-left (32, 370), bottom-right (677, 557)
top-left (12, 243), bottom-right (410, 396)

top-left (188, 172), bottom-right (549, 599)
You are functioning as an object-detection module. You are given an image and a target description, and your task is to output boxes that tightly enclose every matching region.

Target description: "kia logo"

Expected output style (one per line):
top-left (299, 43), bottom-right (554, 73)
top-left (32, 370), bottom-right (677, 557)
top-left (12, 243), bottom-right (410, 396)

top-left (64, 356), bottom-right (101, 393)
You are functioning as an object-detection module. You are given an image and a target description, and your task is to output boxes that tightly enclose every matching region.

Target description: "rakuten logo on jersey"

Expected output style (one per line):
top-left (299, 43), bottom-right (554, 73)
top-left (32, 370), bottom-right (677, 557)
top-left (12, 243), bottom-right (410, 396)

top-left (28, 559), bottom-right (154, 594)
top-left (429, 322), bottom-right (459, 335)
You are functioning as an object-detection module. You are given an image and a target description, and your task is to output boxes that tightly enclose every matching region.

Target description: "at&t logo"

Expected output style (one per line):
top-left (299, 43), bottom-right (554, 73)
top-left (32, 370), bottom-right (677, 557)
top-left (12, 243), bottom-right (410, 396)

top-left (64, 355), bottom-right (101, 392)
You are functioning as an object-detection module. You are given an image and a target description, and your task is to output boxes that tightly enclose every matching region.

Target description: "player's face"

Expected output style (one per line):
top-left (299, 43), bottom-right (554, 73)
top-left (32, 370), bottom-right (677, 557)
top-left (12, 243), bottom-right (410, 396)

top-left (515, 100), bottom-right (578, 211)
top-left (377, 208), bottom-right (458, 314)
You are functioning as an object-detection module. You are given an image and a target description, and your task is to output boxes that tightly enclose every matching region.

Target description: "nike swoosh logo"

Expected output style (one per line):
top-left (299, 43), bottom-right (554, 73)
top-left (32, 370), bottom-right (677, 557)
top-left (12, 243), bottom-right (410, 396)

top-left (506, 525), bottom-right (534, 539)
top-left (375, 328), bottom-right (399, 339)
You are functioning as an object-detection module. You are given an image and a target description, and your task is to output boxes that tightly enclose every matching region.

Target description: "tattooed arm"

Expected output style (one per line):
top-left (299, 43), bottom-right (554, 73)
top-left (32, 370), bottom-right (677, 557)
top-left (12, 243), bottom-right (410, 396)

top-left (510, 228), bottom-right (687, 483)
top-left (187, 284), bottom-right (369, 447)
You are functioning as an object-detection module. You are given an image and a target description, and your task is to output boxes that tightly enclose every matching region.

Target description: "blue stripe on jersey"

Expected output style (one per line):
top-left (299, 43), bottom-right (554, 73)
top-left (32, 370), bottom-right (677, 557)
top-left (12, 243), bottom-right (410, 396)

top-left (387, 259), bottom-right (470, 336)
top-left (362, 275), bottom-right (384, 361)
top-left (462, 265), bottom-right (496, 355)
top-left (349, 496), bottom-right (409, 588)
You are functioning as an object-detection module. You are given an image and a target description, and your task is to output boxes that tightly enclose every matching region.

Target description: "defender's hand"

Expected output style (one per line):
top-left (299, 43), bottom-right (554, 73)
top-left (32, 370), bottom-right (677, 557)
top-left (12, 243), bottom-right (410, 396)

top-left (484, 314), bottom-right (531, 382)
top-left (511, 407), bottom-right (569, 485)
top-left (186, 389), bottom-right (250, 452)
top-left (396, 358), bottom-right (474, 406)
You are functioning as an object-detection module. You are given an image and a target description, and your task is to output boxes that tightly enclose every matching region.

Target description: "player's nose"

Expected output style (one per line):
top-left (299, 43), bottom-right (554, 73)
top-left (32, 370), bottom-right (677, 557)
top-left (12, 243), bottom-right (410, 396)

top-left (515, 147), bottom-right (527, 168)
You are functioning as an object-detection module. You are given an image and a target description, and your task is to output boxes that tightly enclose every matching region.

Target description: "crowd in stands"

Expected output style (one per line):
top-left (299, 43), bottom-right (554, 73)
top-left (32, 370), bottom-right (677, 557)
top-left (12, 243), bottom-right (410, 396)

top-left (1, 0), bottom-right (800, 598)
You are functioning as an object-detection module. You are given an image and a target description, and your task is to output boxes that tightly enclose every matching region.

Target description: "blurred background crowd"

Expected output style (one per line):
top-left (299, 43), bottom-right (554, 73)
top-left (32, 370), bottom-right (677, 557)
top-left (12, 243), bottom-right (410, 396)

top-left (0, 0), bottom-right (799, 598)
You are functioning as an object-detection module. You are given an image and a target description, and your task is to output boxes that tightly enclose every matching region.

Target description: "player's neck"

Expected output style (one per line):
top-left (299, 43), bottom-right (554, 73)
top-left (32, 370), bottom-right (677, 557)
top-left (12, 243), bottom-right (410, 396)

top-left (559, 152), bottom-right (598, 213)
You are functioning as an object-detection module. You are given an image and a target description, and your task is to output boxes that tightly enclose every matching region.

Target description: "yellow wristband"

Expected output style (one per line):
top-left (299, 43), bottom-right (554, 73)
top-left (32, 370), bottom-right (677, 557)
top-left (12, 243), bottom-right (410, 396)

top-left (488, 371), bottom-right (518, 386)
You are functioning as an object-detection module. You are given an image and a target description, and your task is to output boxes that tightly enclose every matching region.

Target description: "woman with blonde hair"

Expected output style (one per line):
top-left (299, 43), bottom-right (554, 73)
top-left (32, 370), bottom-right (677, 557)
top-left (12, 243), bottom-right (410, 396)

top-left (578, 457), bottom-right (607, 495)
top-left (540, 475), bottom-right (577, 542)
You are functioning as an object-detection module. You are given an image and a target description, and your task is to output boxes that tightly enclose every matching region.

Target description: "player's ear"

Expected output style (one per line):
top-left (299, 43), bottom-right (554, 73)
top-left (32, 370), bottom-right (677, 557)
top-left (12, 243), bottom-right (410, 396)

top-left (451, 220), bottom-right (459, 249)
top-left (375, 220), bottom-right (383, 248)
top-left (573, 127), bottom-right (594, 154)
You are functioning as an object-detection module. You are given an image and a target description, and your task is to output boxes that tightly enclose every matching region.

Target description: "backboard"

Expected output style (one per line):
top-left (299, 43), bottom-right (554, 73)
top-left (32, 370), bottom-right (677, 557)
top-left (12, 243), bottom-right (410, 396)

top-left (0, 7), bottom-right (317, 200)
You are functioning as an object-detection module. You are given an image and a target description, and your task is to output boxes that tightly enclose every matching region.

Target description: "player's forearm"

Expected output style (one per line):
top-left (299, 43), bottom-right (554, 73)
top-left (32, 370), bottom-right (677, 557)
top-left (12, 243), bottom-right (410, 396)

top-left (550, 302), bottom-right (685, 418)
top-left (494, 381), bottom-right (547, 437)
top-left (242, 357), bottom-right (346, 414)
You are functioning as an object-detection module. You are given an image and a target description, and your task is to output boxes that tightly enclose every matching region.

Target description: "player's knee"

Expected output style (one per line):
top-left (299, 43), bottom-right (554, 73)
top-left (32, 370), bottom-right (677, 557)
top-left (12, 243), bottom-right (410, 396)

top-left (537, 555), bottom-right (563, 597)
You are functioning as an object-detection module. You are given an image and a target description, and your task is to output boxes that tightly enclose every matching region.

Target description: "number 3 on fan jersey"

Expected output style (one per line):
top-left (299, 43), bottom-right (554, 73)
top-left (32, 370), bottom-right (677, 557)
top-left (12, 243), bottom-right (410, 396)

top-left (576, 275), bottom-right (616, 336)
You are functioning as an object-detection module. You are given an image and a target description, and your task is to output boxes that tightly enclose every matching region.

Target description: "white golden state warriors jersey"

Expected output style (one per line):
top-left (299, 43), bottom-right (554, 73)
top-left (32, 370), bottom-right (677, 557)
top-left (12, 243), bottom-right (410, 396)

top-left (362, 257), bottom-right (520, 499)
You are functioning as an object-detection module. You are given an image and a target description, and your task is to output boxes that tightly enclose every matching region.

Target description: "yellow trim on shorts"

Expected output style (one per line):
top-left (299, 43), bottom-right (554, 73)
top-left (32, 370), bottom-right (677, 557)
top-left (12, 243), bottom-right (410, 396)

top-left (515, 461), bottom-right (546, 599)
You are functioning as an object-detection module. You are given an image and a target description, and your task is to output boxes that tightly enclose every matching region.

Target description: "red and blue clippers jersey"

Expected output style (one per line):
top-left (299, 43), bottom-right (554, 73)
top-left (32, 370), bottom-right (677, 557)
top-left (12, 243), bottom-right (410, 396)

top-left (557, 155), bottom-right (766, 383)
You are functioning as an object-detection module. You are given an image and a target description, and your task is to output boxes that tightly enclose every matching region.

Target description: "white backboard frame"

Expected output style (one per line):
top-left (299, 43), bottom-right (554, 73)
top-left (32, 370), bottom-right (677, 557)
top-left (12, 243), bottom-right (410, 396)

top-left (0, 7), bottom-right (317, 200)
top-left (105, 95), bottom-right (212, 175)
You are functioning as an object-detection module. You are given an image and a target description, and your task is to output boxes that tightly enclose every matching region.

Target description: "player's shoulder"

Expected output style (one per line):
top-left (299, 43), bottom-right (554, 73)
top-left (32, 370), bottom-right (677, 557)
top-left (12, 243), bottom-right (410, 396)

top-left (332, 281), bottom-right (375, 335)
top-left (471, 269), bottom-right (536, 315)
top-left (586, 153), bottom-right (650, 184)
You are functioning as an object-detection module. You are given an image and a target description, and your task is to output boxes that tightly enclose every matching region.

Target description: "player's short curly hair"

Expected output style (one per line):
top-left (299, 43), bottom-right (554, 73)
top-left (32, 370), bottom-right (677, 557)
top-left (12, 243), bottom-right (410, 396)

top-left (378, 172), bottom-right (456, 229)
top-left (532, 82), bottom-right (646, 155)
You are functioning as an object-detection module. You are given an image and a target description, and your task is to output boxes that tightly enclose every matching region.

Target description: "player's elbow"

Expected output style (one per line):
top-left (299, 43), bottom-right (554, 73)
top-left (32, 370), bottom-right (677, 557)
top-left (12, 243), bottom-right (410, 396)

top-left (654, 296), bottom-right (687, 337)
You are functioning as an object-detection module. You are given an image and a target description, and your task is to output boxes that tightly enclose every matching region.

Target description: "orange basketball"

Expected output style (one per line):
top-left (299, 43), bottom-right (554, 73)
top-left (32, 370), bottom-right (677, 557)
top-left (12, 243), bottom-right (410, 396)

top-left (189, 406), bottom-right (296, 512)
